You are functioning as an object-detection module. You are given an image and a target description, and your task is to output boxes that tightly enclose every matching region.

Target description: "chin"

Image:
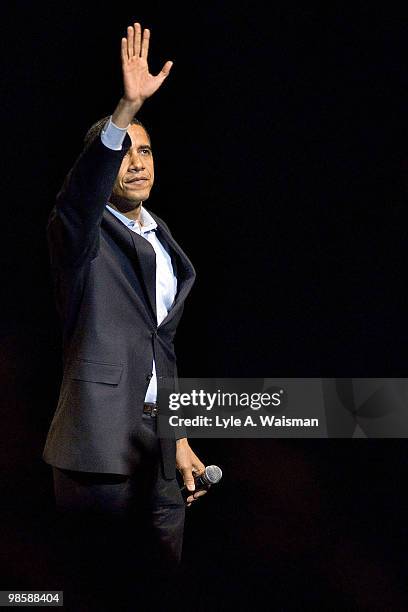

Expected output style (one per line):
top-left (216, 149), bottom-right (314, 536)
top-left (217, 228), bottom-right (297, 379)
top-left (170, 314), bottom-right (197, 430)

top-left (125, 189), bottom-right (151, 202)
top-left (137, 192), bottom-right (151, 204)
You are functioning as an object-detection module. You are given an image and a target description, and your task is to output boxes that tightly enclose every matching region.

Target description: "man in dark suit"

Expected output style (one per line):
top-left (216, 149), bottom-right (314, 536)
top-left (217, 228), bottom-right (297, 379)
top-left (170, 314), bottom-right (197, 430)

top-left (43, 22), bottom-right (206, 595)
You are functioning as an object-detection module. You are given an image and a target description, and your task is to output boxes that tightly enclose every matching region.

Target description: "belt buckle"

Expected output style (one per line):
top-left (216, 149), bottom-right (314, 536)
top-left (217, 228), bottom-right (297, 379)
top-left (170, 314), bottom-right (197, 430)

top-left (144, 402), bottom-right (158, 417)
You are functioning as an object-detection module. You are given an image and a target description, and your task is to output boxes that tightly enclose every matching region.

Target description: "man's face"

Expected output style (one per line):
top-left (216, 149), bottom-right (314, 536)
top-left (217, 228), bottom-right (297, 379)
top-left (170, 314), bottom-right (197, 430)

top-left (110, 124), bottom-right (154, 210)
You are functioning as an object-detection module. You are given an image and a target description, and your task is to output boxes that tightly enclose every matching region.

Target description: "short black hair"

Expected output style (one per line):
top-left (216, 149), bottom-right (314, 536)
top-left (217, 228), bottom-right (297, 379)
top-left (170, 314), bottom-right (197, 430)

top-left (83, 115), bottom-right (150, 149)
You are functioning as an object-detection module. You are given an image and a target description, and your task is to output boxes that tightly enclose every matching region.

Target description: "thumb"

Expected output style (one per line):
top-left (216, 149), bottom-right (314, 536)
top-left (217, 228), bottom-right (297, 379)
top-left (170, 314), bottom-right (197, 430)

top-left (158, 60), bottom-right (173, 80)
top-left (161, 60), bottom-right (173, 75)
top-left (181, 468), bottom-right (195, 492)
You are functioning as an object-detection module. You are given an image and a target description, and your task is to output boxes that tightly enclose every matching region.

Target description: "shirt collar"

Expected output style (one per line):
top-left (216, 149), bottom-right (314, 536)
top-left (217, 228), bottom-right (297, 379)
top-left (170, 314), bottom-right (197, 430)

top-left (106, 203), bottom-right (157, 233)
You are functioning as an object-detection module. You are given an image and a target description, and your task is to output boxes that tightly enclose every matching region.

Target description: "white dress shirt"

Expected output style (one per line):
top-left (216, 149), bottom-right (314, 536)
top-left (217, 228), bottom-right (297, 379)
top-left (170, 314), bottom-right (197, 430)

top-left (101, 117), bottom-right (177, 403)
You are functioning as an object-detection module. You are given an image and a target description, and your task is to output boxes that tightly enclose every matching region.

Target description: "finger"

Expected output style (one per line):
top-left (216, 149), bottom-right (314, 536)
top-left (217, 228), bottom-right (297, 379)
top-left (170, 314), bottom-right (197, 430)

top-left (127, 26), bottom-right (135, 59)
top-left (192, 461), bottom-right (206, 476)
top-left (193, 490), bottom-right (207, 499)
top-left (121, 38), bottom-right (128, 65)
top-left (141, 27), bottom-right (150, 59)
top-left (186, 489), bottom-right (207, 504)
top-left (134, 22), bottom-right (141, 57)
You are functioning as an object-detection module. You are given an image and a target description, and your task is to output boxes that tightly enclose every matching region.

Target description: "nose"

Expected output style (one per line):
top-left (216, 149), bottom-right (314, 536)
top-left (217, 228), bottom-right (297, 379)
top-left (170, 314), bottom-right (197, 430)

top-left (129, 149), bottom-right (145, 170)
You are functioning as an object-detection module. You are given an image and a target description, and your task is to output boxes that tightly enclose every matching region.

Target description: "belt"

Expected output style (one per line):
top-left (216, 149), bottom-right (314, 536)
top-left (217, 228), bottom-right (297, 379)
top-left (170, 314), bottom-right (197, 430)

top-left (143, 402), bottom-right (158, 416)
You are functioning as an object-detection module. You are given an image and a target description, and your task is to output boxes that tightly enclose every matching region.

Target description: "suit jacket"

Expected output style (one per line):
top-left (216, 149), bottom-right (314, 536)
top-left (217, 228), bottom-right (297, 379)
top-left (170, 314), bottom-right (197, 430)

top-left (42, 131), bottom-right (196, 479)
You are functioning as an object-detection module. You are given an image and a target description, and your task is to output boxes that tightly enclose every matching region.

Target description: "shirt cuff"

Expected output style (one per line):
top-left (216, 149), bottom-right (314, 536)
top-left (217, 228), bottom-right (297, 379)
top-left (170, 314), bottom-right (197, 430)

top-left (100, 116), bottom-right (129, 151)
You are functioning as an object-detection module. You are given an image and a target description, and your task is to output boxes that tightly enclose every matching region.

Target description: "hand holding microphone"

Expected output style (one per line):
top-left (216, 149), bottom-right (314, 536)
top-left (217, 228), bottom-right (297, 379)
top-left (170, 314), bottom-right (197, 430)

top-left (180, 465), bottom-right (223, 505)
top-left (176, 438), bottom-right (222, 506)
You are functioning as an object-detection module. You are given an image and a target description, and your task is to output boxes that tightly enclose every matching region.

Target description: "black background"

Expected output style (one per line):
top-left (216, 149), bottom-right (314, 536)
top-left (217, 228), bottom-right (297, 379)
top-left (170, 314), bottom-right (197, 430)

top-left (2, 1), bottom-right (408, 608)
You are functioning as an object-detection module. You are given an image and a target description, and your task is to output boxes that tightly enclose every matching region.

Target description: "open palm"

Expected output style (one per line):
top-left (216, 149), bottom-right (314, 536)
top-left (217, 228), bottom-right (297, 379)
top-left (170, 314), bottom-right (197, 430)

top-left (121, 23), bottom-right (173, 106)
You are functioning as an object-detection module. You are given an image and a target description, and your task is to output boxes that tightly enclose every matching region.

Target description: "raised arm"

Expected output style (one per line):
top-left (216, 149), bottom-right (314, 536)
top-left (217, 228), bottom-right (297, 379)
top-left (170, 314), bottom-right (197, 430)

top-left (50, 23), bottom-right (173, 267)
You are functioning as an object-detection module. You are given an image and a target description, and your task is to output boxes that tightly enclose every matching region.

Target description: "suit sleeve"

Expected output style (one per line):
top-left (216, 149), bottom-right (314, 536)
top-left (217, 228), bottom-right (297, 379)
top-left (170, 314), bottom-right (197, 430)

top-left (48, 132), bottom-right (132, 268)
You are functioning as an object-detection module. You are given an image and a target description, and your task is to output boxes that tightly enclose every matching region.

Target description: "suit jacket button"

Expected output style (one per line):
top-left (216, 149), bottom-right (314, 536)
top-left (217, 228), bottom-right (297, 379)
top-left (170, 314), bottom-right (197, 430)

top-left (151, 330), bottom-right (157, 338)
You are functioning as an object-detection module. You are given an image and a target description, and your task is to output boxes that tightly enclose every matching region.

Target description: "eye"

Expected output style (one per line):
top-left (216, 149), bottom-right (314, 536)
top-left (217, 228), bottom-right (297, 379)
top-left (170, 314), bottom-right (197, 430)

top-left (140, 148), bottom-right (151, 156)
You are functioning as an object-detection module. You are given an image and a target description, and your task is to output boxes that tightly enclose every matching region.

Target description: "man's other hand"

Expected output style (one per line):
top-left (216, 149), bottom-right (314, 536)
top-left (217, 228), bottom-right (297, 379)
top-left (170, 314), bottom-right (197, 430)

top-left (176, 438), bottom-right (207, 507)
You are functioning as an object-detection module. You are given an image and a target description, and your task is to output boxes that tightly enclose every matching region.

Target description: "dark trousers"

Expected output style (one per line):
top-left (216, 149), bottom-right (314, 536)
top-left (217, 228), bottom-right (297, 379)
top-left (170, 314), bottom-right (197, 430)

top-left (50, 414), bottom-right (185, 611)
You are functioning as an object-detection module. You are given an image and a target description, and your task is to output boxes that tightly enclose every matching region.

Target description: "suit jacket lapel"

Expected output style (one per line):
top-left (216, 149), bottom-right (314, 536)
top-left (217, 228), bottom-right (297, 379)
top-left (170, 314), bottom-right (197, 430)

top-left (102, 209), bottom-right (157, 323)
top-left (102, 207), bottom-right (196, 329)
top-left (129, 231), bottom-right (157, 321)
top-left (152, 216), bottom-right (196, 327)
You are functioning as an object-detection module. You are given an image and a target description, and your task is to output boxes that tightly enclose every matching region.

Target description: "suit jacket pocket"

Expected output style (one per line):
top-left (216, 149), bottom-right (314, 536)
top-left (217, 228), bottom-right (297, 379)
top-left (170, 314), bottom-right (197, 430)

top-left (68, 358), bottom-right (124, 385)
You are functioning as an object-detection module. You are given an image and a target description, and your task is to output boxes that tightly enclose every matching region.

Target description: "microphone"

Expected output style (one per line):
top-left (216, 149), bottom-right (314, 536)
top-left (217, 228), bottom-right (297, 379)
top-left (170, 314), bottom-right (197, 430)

top-left (181, 465), bottom-right (223, 500)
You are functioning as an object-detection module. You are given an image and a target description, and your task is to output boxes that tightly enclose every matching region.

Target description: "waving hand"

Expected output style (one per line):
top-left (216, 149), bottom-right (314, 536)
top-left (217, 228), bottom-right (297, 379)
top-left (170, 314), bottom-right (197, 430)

top-left (121, 23), bottom-right (173, 107)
